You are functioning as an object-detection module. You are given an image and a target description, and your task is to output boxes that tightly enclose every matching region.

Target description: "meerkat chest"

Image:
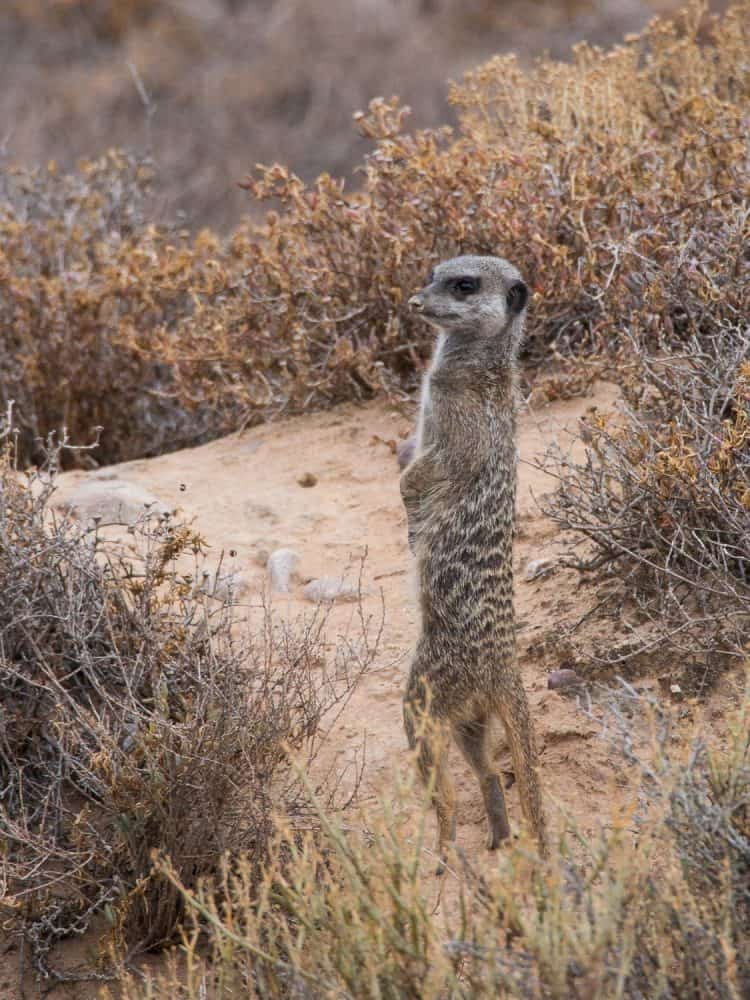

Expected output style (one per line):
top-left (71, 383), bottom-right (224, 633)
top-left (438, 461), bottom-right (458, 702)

top-left (415, 334), bottom-right (446, 453)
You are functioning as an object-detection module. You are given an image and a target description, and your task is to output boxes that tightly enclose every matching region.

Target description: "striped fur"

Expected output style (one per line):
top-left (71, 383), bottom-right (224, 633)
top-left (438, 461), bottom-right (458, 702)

top-left (401, 255), bottom-right (547, 864)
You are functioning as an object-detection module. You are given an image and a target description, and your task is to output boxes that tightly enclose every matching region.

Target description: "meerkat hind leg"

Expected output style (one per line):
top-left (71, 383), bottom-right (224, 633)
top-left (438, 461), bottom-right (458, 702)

top-left (453, 714), bottom-right (511, 850)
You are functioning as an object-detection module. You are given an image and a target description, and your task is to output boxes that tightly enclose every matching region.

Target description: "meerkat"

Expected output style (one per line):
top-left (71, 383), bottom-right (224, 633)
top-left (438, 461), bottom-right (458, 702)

top-left (400, 254), bottom-right (547, 865)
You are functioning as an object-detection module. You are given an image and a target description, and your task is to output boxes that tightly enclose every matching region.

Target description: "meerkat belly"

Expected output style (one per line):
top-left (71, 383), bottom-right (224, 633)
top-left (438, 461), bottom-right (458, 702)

top-left (416, 480), bottom-right (515, 686)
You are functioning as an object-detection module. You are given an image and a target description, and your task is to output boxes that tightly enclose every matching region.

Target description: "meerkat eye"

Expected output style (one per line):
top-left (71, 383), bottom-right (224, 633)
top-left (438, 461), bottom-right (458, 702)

top-left (452, 276), bottom-right (480, 296)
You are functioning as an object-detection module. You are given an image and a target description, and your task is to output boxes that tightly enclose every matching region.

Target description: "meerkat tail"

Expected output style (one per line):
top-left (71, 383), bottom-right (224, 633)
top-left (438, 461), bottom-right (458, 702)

top-left (403, 698), bottom-right (457, 871)
top-left (493, 677), bottom-right (548, 856)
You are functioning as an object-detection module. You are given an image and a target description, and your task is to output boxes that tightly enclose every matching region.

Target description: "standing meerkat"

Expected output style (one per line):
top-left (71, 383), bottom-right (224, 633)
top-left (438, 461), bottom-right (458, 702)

top-left (401, 254), bottom-right (547, 864)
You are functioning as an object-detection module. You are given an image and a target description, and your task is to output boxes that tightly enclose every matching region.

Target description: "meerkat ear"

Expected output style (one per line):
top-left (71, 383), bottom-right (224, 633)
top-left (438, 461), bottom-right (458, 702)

top-left (506, 281), bottom-right (528, 315)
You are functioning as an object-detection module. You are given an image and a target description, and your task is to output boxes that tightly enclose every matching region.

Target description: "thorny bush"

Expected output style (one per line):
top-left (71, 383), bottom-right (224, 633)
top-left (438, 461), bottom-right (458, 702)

top-left (539, 324), bottom-right (750, 691)
top-left (0, 417), bottom-right (378, 984)
top-left (114, 683), bottom-right (750, 1000)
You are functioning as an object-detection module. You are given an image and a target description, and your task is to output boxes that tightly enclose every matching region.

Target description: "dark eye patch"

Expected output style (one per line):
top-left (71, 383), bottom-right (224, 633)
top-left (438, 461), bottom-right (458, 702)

top-left (451, 276), bottom-right (480, 296)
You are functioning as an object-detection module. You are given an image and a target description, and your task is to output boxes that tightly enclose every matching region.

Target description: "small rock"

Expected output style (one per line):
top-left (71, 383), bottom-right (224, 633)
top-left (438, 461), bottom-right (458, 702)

top-left (193, 569), bottom-right (252, 602)
top-left (547, 669), bottom-right (582, 691)
top-left (670, 683), bottom-right (683, 698)
top-left (267, 548), bottom-right (300, 592)
top-left (396, 435), bottom-right (417, 470)
top-left (578, 417), bottom-right (594, 445)
top-left (303, 576), bottom-right (365, 603)
top-left (298, 472), bottom-right (318, 488)
top-left (54, 478), bottom-right (169, 526)
top-left (524, 557), bottom-right (556, 582)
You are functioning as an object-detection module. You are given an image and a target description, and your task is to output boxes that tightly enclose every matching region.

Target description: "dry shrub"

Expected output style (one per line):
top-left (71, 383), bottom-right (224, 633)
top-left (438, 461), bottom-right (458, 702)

top-left (2, 4), bottom-right (747, 468)
top-left (0, 418), bottom-right (377, 983)
top-left (115, 683), bottom-right (750, 999)
top-left (161, 0), bottom-right (750, 428)
top-left (539, 322), bottom-right (750, 689)
top-left (0, 151), bottom-right (241, 467)
top-left (0, 1), bottom-right (668, 230)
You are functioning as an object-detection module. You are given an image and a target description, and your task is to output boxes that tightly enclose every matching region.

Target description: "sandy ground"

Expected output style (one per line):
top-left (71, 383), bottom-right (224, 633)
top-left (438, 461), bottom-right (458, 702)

top-left (3, 382), bottom-right (743, 998)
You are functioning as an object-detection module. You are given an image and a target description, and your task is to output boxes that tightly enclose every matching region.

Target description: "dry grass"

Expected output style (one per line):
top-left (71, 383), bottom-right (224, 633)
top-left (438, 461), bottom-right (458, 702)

top-left (113, 683), bottom-right (750, 999)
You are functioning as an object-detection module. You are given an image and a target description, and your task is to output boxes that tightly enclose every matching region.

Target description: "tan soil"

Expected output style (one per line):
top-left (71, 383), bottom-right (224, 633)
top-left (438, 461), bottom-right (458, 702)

top-left (3, 382), bottom-right (743, 998)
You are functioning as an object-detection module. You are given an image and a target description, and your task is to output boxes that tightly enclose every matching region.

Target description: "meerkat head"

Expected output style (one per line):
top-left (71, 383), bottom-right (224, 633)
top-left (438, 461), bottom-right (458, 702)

top-left (408, 255), bottom-right (528, 357)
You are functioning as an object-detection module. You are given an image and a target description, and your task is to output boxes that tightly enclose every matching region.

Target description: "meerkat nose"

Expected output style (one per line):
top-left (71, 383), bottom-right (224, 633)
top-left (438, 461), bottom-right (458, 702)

top-left (408, 294), bottom-right (424, 311)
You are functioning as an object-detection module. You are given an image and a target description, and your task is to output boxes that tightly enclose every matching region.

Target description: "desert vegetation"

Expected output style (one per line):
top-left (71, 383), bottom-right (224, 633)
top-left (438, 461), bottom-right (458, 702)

top-left (0, 421), bottom-right (378, 983)
top-left (0, 153), bottom-right (225, 467)
top-left (1, 0), bottom-right (683, 229)
top-left (1, 0), bottom-right (749, 995)
top-left (540, 325), bottom-right (750, 689)
top-left (3, 2), bottom-right (747, 462)
top-left (116, 687), bottom-right (750, 999)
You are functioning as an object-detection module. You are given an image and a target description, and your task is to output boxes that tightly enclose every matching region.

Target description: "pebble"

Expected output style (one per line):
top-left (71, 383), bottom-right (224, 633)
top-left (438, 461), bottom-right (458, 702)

top-left (298, 472), bottom-right (317, 488)
top-left (53, 478), bottom-right (170, 526)
top-left (193, 569), bottom-right (252, 602)
top-left (524, 557), bottom-right (556, 582)
top-left (303, 576), bottom-right (365, 603)
top-left (267, 547), bottom-right (300, 592)
top-left (547, 668), bottom-right (582, 690)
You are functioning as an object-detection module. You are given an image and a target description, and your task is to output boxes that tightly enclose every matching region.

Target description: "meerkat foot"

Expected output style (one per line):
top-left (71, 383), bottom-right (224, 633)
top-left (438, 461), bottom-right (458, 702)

top-left (486, 775), bottom-right (512, 851)
top-left (487, 827), bottom-right (512, 852)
